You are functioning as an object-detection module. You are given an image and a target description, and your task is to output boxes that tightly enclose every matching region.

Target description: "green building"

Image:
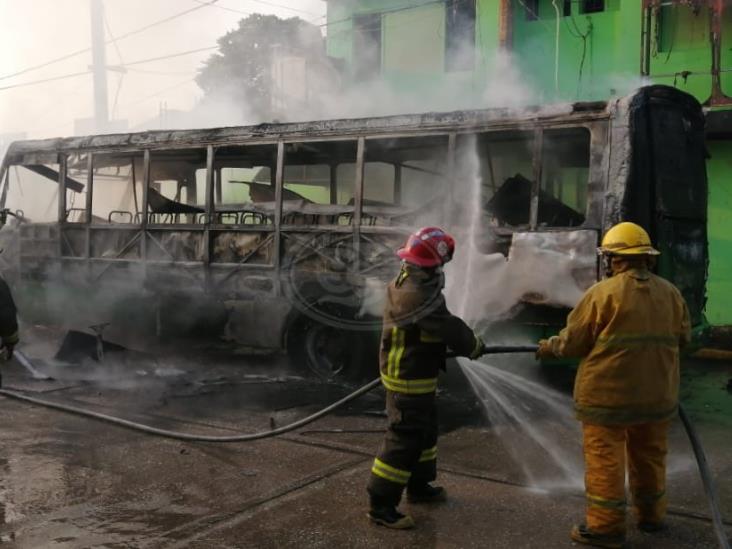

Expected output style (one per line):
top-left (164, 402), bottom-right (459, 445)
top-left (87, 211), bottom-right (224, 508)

top-left (325, 0), bottom-right (732, 329)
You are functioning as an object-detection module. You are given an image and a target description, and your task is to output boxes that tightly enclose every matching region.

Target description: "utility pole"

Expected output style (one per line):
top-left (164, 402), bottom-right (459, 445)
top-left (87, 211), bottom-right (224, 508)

top-left (90, 0), bottom-right (109, 132)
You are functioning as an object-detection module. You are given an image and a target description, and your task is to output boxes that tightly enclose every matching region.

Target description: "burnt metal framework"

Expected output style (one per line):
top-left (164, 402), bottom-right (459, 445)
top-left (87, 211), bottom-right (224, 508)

top-left (641, 0), bottom-right (732, 106)
top-left (0, 103), bottom-right (612, 299)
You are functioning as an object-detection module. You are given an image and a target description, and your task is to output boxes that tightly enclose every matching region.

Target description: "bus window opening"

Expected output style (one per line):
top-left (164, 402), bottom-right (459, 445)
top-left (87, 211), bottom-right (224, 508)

top-left (538, 127), bottom-right (589, 227)
top-left (214, 144), bottom-right (276, 225)
top-left (91, 153), bottom-right (144, 225)
top-left (5, 160), bottom-right (61, 223)
top-left (282, 140), bottom-right (357, 226)
top-left (148, 149), bottom-right (206, 225)
top-left (362, 135), bottom-right (448, 226)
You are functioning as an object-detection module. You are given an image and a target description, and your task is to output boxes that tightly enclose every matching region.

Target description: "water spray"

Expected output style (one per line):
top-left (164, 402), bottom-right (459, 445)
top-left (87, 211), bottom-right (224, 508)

top-left (13, 350), bottom-right (53, 381)
top-left (459, 348), bottom-right (729, 549)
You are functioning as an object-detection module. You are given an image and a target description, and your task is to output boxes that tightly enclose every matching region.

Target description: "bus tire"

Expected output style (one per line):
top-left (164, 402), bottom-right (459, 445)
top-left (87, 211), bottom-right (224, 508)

top-left (285, 312), bottom-right (378, 382)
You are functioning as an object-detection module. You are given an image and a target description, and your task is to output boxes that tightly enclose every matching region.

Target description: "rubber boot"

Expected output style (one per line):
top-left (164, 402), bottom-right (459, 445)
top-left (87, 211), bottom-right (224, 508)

top-left (367, 506), bottom-right (415, 529)
top-left (406, 483), bottom-right (447, 504)
top-left (570, 524), bottom-right (625, 548)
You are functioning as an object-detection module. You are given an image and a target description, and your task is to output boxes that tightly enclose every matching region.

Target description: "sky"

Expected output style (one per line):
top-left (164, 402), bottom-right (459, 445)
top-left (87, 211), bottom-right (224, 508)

top-left (0, 0), bottom-right (326, 139)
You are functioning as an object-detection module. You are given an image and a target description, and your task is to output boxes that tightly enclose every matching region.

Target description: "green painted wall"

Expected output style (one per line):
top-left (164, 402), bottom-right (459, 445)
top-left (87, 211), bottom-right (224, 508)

top-left (324, 0), bottom-right (732, 326)
top-left (705, 141), bottom-right (732, 326)
top-left (648, 4), bottom-right (712, 100)
top-left (326, 1), bottom-right (729, 104)
top-left (510, 0), bottom-right (640, 102)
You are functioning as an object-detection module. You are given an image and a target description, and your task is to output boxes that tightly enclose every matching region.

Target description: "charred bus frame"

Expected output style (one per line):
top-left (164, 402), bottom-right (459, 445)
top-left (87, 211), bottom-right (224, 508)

top-left (0, 85), bottom-right (708, 377)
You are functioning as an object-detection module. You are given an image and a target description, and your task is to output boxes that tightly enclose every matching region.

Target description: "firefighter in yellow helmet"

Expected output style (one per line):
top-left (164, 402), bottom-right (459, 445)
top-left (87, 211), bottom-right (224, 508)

top-left (537, 222), bottom-right (691, 548)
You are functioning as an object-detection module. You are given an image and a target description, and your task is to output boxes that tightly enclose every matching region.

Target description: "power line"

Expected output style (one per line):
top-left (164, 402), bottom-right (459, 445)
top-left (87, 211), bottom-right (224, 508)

top-left (125, 67), bottom-right (197, 76)
top-left (0, 47), bottom-right (91, 84)
top-left (104, 13), bottom-right (125, 65)
top-left (0, 71), bottom-right (91, 92)
top-left (121, 46), bottom-right (219, 67)
top-left (0, 45), bottom-right (215, 93)
top-left (320, 0), bottom-right (457, 45)
top-left (104, 12), bottom-right (126, 120)
top-left (0, 0), bottom-right (449, 87)
top-left (0, 1), bottom-right (470, 94)
top-left (0, 0), bottom-right (220, 82)
top-left (117, 4), bottom-right (444, 72)
top-left (111, 0), bottom-right (220, 43)
top-left (190, 0), bottom-right (321, 17)
top-left (241, 0), bottom-right (322, 17)
top-left (318, 0), bottom-right (446, 29)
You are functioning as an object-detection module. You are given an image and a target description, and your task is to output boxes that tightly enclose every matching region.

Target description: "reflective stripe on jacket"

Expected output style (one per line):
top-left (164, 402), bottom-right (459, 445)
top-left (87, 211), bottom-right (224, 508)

top-left (379, 265), bottom-right (478, 394)
top-left (549, 267), bottom-right (691, 424)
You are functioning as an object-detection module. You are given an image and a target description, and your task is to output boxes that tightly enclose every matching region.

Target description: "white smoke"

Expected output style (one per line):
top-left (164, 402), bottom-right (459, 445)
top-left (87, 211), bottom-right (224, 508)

top-left (144, 49), bottom-right (538, 131)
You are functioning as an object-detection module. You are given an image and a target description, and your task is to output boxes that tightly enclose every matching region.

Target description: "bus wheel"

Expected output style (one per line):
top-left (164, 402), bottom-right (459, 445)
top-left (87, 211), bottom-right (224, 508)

top-left (286, 316), bottom-right (376, 382)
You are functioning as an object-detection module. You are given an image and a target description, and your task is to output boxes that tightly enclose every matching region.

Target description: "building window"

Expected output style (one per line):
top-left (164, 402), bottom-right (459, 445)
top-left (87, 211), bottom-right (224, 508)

top-left (445, 0), bottom-right (476, 72)
top-left (525, 0), bottom-right (603, 19)
top-left (524, 0), bottom-right (539, 21)
top-left (352, 14), bottom-right (382, 81)
top-left (580, 0), bottom-right (605, 14)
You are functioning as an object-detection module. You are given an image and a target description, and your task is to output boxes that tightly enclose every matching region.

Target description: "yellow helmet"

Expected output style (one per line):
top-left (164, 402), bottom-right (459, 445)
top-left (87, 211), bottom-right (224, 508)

top-left (599, 222), bottom-right (660, 256)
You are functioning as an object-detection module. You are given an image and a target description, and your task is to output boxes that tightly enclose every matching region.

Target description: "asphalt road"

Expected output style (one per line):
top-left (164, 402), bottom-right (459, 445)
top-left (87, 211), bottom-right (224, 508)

top-left (0, 346), bottom-right (728, 548)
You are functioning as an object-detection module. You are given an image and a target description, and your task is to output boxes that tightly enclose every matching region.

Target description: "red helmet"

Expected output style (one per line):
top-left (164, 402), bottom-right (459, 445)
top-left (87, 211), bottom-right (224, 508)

top-left (397, 227), bottom-right (456, 268)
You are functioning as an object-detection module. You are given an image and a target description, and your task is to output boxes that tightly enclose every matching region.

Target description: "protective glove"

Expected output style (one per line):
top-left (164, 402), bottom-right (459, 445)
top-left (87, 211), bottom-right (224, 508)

top-left (536, 338), bottom-right (557, 360)
top-left (469, 335), bottom-right (486, 360)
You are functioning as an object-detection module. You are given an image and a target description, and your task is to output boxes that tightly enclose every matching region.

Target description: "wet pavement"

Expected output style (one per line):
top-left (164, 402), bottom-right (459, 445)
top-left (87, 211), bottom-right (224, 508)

top-left (0, 341), bottom-right (728, 548)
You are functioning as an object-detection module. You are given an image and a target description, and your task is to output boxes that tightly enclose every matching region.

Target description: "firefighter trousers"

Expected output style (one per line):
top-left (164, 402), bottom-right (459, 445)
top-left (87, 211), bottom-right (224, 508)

top-left (582, 420), bottom-right (670, 535)
top-left (367, 390), bottom-right (438, 507)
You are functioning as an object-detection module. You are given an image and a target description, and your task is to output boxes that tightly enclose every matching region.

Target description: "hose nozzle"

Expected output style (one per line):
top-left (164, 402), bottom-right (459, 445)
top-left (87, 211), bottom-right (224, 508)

top-left (447, 344), bottom-right (539, 359)
top-left (481, 345), bottom-right (540, 355)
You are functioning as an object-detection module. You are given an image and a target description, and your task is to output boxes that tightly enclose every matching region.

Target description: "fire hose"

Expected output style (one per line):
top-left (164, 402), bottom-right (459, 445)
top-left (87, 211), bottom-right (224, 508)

top-left (0, 347), bottom-right (729, 546)
top-left (678, 405), bottom-right (731, 549)
top-left (0, 346), bottom-right (534, 443)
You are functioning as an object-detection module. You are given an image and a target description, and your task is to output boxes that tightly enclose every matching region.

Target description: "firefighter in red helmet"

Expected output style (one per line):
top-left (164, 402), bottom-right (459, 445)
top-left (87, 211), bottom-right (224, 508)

top-left (367, 227), bottom-right (484, 529)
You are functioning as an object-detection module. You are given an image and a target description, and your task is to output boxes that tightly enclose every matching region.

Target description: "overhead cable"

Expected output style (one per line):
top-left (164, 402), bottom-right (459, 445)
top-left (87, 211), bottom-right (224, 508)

top-left (191, 0), bottom-right (321, 17)
top-left (0, 0), bottom-right (220, 82)
top-left (121, 46), bottom-right (219, 67)
top-left (0, 71), bottom-right (92, 92)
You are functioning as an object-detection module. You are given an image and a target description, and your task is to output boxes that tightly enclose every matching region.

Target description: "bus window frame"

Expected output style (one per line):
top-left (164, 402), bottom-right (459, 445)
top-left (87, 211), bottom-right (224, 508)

top-left (278, 136), bottom-right (363, 225)
top-left (51, 119), bottom-right (605, 275)
top-left (452, 121), bottom-right (604, 232)
top-left (360, 131), bottom-right (454, 233)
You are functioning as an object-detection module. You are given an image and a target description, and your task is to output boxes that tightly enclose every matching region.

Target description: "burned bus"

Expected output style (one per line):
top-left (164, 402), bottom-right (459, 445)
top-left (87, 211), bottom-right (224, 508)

top-left (0, 85), bottom-right (707, 378)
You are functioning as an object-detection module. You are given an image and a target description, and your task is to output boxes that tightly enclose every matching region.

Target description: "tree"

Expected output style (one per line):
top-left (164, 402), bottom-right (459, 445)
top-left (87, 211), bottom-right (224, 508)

top-left (196, 14), bottom-right (328, 122)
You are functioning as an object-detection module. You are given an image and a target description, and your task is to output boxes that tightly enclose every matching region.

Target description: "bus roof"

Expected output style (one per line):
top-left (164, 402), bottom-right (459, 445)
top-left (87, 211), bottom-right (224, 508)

top-left (3, 99), bottom-right (610, 162)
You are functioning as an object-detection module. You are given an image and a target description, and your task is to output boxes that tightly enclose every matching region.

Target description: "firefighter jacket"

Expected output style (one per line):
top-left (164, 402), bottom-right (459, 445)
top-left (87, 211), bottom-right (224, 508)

top-left (547, 267), bottom-right (690, 425)
top-left (0, 277), bottom-right (17, 347)
top-left (379, 265), bottom-right (480, 395)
